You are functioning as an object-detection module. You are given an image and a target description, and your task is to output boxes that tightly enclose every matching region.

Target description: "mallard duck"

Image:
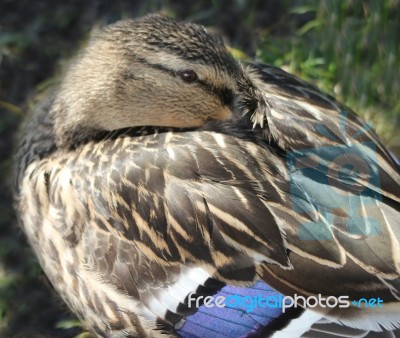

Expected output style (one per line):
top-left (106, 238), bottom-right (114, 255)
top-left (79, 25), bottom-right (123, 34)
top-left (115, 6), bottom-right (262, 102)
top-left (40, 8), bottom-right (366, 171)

top-left (15, 14), bottom-right (400, 338)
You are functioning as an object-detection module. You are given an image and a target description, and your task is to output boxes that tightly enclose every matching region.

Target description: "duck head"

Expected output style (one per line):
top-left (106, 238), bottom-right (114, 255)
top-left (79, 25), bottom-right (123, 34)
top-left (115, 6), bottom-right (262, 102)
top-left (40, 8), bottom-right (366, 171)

top-left (52, 14), bottom-right (263, 148)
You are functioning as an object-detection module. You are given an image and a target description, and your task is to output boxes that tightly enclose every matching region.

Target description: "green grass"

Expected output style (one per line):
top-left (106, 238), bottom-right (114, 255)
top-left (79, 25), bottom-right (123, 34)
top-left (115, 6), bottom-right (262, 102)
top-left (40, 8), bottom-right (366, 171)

top-left (256, 0), bottom-right (400, 150)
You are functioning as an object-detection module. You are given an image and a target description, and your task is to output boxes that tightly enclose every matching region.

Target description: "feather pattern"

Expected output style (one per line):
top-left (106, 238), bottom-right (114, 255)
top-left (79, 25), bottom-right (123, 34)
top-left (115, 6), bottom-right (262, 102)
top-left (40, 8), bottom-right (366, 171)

top-left (15, 15), bottom-right (400, 338)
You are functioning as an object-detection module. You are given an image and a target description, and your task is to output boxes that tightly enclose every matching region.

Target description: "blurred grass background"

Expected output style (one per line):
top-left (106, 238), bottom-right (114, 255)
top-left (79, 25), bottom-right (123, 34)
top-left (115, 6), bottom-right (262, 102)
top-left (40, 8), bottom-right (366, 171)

top-left (0, 0), bottom-right (399, 337)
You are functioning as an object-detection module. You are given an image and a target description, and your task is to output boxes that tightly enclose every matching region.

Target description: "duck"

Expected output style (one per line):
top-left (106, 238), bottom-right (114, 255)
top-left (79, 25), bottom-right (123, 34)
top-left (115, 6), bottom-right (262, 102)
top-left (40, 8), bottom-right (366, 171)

top-left (15, 14), bottom-right (400, 338)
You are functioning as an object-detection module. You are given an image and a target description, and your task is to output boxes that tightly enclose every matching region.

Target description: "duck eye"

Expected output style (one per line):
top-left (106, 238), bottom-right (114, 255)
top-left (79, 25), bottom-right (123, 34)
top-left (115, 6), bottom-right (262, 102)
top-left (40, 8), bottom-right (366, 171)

top-left (179, 69), bottom-right (198, 83)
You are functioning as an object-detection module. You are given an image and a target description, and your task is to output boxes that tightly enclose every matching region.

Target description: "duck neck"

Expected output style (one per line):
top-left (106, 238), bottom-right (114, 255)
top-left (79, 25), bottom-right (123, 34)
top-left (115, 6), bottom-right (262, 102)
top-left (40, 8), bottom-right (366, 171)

top-left (15, 95), bottom-right (58, 192)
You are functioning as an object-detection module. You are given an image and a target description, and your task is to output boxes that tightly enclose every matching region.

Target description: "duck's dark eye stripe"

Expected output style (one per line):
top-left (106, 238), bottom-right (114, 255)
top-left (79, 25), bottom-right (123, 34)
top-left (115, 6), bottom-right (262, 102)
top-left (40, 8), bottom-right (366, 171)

top-left (136, 58), bottom-right (177, 77)
top-left (197, 80), bottom-right (234, 107)
top-left (217, 87), bottom-right (235, 107)
top-left (136, 57), bottom-right (234, 107)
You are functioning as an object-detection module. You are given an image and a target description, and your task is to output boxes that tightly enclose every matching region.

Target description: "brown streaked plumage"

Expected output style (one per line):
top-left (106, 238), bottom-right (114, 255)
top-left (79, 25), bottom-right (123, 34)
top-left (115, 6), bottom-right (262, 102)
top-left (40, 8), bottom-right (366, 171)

top-left (15, 14), bottom-right (400, 338)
